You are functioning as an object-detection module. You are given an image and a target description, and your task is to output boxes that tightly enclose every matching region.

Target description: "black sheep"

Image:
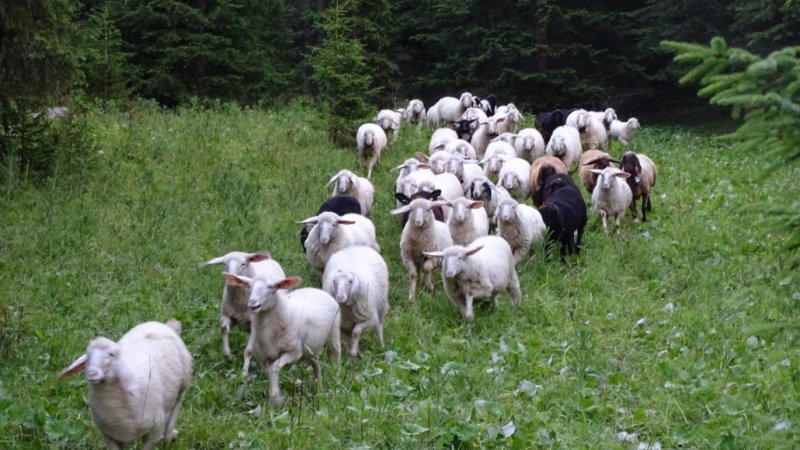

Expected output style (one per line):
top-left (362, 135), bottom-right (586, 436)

top-left (300, 195), bottom-right (362, 252)
top-left (536, 108), bottom-right (575, 142)
top-left (538, 174), bottom-right (587, 256)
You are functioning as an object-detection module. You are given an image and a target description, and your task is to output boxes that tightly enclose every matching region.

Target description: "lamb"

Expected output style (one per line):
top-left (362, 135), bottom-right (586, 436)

top-left (299, 196), bottom-right (362, 252)
top-left (620, 151), bottom-right (657, 221)
top-left (198, 251), bottom-right (286, 376)
top-left (59, 320), bottom-right (192, 450)
top-left (356, 123), bottom-right (388, 179)
top-left (427, 92), bottom-right (475, 130)
top-left (588, 107), bottom-right (617, 131)
top-left (470, 115), bottom-right (506, 158)
top-left (374, 109), bottom-right (403, 144)
top-left (423, 235), bottom-right (521, 322)
top-left (609, 118), bottom-right (641, 146)
top-left (513, 128), bottom-right (545, 163)
top-left (480, 140), bottom-right (516, 180)
top-left (443, 138), bottom-right (478, 160)
top-left (467, 176), bottom-right (512, 221)
top-left (404, 99), bottom-right (427, 126)
top-left (429, 127), bottom-right (459, 153)
top-left (545, 125), bottom-right (582, 171)
top-left (446, 197), bottom-right (489, 245)
top-left (579, 149), bottom-right (619, 195)
top-left (591, 167), bottom-right (633, 234)
top-left (538, 173), bottom-right (587, 256)
top-left (300, 211), bottom-right (380, 276)
top-left (497, 157), bottom-right (532, 200)
top-left (327, 169), bottom-right (374, 216)
top-left (528, 155), bottom-right (569, 206)
top-left (390, 198), bottom-right (454, 301)
top-left (322, 245), bottom-right (389, 357)
top-left (495, 197), bottom-right (546, 264)
top-left (221, 274), bottom-right (340, 407)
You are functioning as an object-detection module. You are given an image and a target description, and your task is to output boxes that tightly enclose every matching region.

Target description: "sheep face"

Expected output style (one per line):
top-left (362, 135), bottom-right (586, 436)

top-left (603, 108), bottom-right (617, 126)
top-left (427, 245), bottom-right (483, 279)
top-left (429, 152), bottom-right (451, 174)
top-left (329, 272), bottom-right (359, 306)
top-left (593, 168), bottom-right (630, 190)
top-left (576, 113), bottom-right (590, 132)
top-left (548, 136), bottom-right (565, 156)
top-left (315, 212), bottom-right (356, 244)
top-left (460, 92), bottom-right (475, 109)
top-left (450, 198), bottom-right (483, 223)
top-left (84, 338), bottom-right (120, 383)
top-left (500, 173), bottom-right (519, 191)
top-left (627, 118), bottom-right (641, 130)
top-left (224, 274), bottom-right (301, 313)
top-left (469, 178), bottom-right (492, 201)
top-left (363, 130), bottom-right (375, 147)
top-left (199, 252), bottom-right (270, 285)
top-left (496, 199), bottom-right (520, 223)
top-left (392, 198), bottom-right (444, 228)
top-left (620, 153), bottom-right (643, 185)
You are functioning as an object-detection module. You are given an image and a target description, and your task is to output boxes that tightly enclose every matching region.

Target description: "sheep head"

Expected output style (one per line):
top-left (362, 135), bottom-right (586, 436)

top-left (329, 272), bottom-right (359, 306)
top-left (424, 244), bottom-right (484, 279)
top-left (223, 274), bottom-right (302, 313)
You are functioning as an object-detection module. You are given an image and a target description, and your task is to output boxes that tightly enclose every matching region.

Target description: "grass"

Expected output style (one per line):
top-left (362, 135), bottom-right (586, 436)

top-left (0, 100), bottom-right (798, 449)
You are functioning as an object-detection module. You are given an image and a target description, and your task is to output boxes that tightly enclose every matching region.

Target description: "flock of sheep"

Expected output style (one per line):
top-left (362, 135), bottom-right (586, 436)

top-left (57, 92), bottom-right (657, 449)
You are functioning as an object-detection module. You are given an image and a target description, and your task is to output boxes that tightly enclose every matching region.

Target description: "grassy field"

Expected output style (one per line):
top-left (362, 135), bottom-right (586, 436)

top-left (0, 101), bottom-right (797, 449)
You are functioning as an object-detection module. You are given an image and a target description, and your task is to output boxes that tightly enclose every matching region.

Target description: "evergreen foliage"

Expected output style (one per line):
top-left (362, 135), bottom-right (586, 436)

top-left (662, 37), bottom-right (800, 263)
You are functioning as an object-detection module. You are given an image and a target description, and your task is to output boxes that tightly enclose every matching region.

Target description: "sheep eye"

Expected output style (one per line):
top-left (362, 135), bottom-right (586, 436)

top-left (108, 351), bottom-right (116, 358)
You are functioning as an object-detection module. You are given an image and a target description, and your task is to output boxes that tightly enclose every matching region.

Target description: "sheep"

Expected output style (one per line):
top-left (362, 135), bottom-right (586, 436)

top-left (427, 92), bottom-right (475, 130)
top-left (446, 197), bottom-right (489, 245)
top-left (538, 173), bottom-right (587, 256)
top-left (579, 114), bottom-right (608, 151)
top-left (442, 152), bottom-right (482, 192)
top-left (453, 118), bottom-right (478, 141)
top-left (299, 196), bottom-right (362, 252)
top-left (198, 251), bottom-right (286, 376)
top-left (59, 320), bottom-right (192, 450)
top-left (390, 198), bottom-right (454, 301)
top-left (300, 212), bottom-right (380, 276)
top-left (392, 158), bottom-right (432, 205)
top-left (497, 157), bottom-right (532, 200)
top-left (480, 140), bottom-right (516, 180)
top-left (565, 108), bottom-right (589, 130)
top-left (327, 169), bottom-right (374, 216)
top-left (222, 274), bottom-right (340, 407)
top-left (495, 197), bottom-right (546, 264)
top-left (417, 150), bottom-right (452, 175)
top-left (545, 125), bottom-right (582, 171)
top-left (609, 118), bottom-right (641, 146)
top-left (620, 151), bottom-right (657, 222)
top-left (591, 167), bottom-right (633, 234)
top-left (579, 150), bottom-right (619, 195)
top-left (457, 107), bottom-right (488, 136)
top-left (588, 107), bottom-right (617, 131)
top-left (479, 94), bottom-right (498, 116)
top-left (423, 235), bottom-right (521, 322)
top-left (536, 108), bottom-right (573, 142)
top-left (467, 176), bottom-right (512, 221)
top-left (470, 114), bottom-right (506, 158)
top-left (417, 172), bottom-right (463, 219)
top-left (322, 245), bottom-right (389, 357)
top-left (529, 156), bottom-right (569, 206)
top-left (404, 99), bottom-right (427, 126)
top-left (513, 128), bottom-right (546, 163)
top-left (374, 109), bottom-right (403, 144)
top-left (429, 127), bottom-right (459, 153)
top-left (356, 123), bottom-right (388, 178)
top-left (396, 167), bottom-right (436, 204)
top-left (496, 104), bottom-right (523, 134)
top-left (443, 138), bottom-right (478, 160)
top-left (395, 188), bottom-right (445, 228)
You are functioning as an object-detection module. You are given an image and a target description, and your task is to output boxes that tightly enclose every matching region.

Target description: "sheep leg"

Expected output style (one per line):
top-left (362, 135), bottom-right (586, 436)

top-left (629, 199), bottom-right (638, 220)
top-left (268, 352), bottom-right (302, 407)
top-left (615, 213), bottom-right (623, 234)
top-left (242, 329), bottom-right (255, 377)
top-left (349, 321), bottom-right (372, 357)
top-left (599, 210), bottom-right (609, 234)
top-left (101, 436), bottom-right (123, 450)
top-left (464, 295), bottom-right (475, 322)
top-left (163, 389), bottom-right (186, 443)
top-left (575, 226), bottom-right (585, 255)
top-left (404, 259), bottom-right (418, 302)
top-left (220, 315), bottom-right (233, 360)
top-left (327, 324), bottom-right (341, 364)
top-left (642, 193), bottom-right (650, 221)
top-left (140, 432), bottom-right (160, 450)
top-left (422, 258), bottom-right (436, 292)
top-left (508, 271), bottom-right (522, 305)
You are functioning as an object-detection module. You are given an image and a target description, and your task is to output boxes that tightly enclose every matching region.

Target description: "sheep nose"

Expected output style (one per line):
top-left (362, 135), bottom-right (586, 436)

top-left (445, 269), bottom-right (457, 278)
top-left (248, 299), bottom-right (261, 310)
top-left (86, 368), bottom-right (101, 381)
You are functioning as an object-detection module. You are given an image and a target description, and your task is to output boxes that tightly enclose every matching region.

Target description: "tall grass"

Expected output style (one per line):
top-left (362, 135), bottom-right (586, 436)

top-left (0, 102), bottom-right (797, 448)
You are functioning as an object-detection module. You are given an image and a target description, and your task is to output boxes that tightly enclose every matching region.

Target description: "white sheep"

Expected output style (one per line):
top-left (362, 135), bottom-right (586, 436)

top-left (591, 167), bottom-right (633, 234)
top-left (495, 197), bottom-right (546, 264)
top-left (443, 152), bottom-right (482, 193)
top-left (429, 127), bottom-right (459, 153)
top-left (419, 150), bottom-right (452, 175)
top-left (496, 104), bottom-right (523, 134)
top-left (374, 109), bottom-right (403, 144)
top-left (545, 125), bottom-right (582, 171)
top-left (423, 235), bottom-right (521, 322)
top-left (579, 114), bottom-right (608, 151)
top-left (447, 197), bottom-right (489, 245)
top-left (418, 172), bottom-right (463, 217)
top-left (222, 274), bottom-right (340, 407)
top-left (198, 251), bottom-right (286, 376)
top-left (427, 92), bottom-right (475, 130)
top-left (565, 108), bottom-right (589, 129)
top-left (443, 138), bottom-right (478, 160)
top-left (322, 245), bottom-right (389, 357)
top-left (609, 118), bottom-right (641, 146)
top-left (396, 167), bottom-right (437, 201)
top-left (467, 176), bottom-right (512, 221)
top-left (404, 99), bottom-right (427, 126)
top-left (327, 169), bottom-right (374, 216)
top-left (480, 140), bottom-right (515, 180)
top-left (513, 128), bottom-right (545, 163)
top-left (390, 198), bottom-right (454, 301)
top-left (300, 212), bottom-right (380, 276)
top-left (497, 157), bottom-right (532, 200)
top-left (589, 107), bottom-right (617, 130)
top-left (59, 320), bottom-right (192, 450)
top-left (356, 123), bottom-right (387, 178)
top-left (470, 115), bottom-right (506, 158)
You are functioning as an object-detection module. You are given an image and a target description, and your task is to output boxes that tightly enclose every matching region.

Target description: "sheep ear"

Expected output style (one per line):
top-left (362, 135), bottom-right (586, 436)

top-left (466, 245), bottom-right (484, 256)
top-left (395, 193), bottom-right (411, 204)
top-left (496, 117), bottom-right (506, 123)
top-left (615, 171), bottom-right (631, 179)
top-left (469, 201), bottom-right (484, 209)
top-left (431, 199), bottom-right (450, 208)
top-left (423, 251), bottom-right (444, 258)
top-left (58, 354), bottom-right (88, 378)
top-left (248, 252), bottom-right (270, 263)
top-left (223, 272), bottom-right (251, 286)
top-left (416, 152), bottom-right (429, 162)
top-left (430, 189), bottom-right (442, 199)
top-left (197, 256), bottom-right (225, 268)
top-left (326, 175), bottom-right (338, 186)
top-left (590, 169), bottom-right (603, 175)
top-left (582, 158), bottom-right (601, 166)
top-left (277, 276), bottom-right (302, 290)
top-left (297, 216), bottom-right (319, 225)
top-left (390, 164), bottom-right (406, 172)
top-left (390, 205), bottom-right (412, 215)
top-left (418, 163), bottom-right (432, 170)
top-left (336, 219), bottom-right (356, 225)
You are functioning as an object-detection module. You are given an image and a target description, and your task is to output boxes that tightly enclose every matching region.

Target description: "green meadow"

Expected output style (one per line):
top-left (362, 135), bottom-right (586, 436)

top-left (0, 102), bottom-right (797, 448)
